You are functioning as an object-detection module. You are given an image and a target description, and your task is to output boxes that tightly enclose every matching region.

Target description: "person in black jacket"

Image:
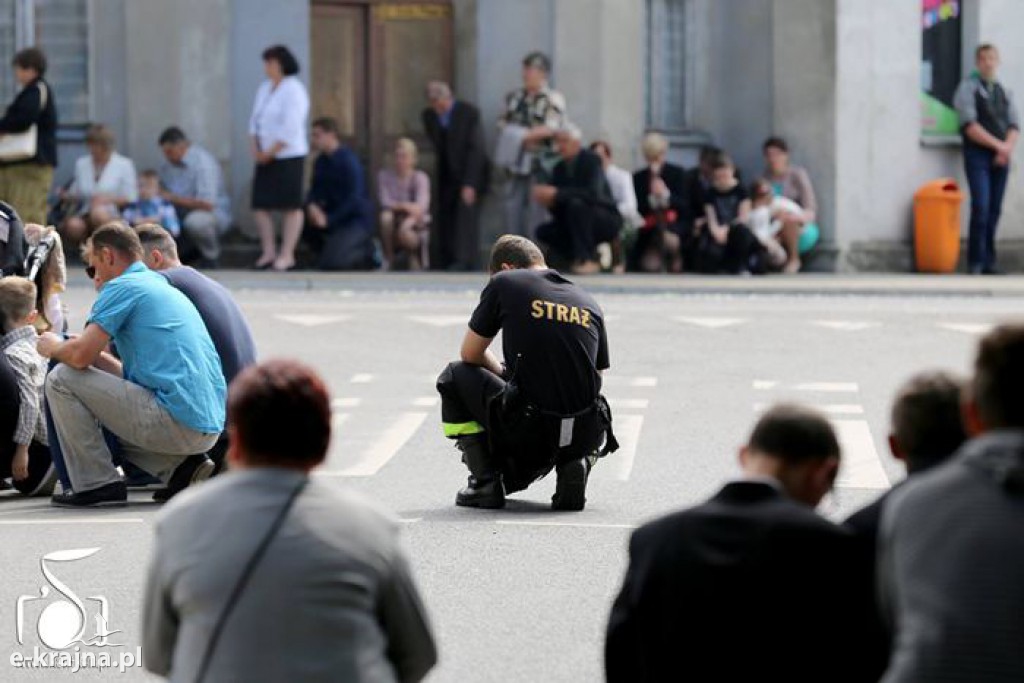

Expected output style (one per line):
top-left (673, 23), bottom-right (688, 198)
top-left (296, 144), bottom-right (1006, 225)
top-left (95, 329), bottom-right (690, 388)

top-left (422, 81), bottom-right (489, 271)
top-left (0, 48), bottom-right (57, 225)
top-left (0, 200), bottom-right (26, 276)
top-left (631, 132), bottom-right (688, 272)
top-left (606, 404), bottom-right (877, 683)
top-left (534, 124), bottom-right (620, 274)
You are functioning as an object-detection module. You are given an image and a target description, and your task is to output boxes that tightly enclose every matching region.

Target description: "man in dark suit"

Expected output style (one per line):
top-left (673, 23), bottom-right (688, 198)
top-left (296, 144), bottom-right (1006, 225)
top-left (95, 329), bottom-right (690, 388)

top-left (534, 124), bottom-right (621, 274)
top-left (632, 132), bottom-right (688, 272)
top-left (880, 325), bottom-right (1024, 683)
top-left (422, 81), bottom-right (489, 271)
top-left (606, 404), bottom-right (875, 683)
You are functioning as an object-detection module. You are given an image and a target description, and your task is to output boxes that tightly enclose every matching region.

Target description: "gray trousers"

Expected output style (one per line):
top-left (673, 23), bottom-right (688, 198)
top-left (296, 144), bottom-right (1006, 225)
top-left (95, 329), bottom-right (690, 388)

top-left (503, 175), bottom-right (548, 238)
top-left (182, 210), bottom-right (221, 261)
top-left (46, 364), bottom-right (218, 492)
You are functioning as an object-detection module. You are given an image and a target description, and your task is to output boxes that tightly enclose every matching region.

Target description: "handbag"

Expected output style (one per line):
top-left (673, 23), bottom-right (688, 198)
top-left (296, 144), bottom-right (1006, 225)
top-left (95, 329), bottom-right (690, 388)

top-left (0, 81), bottom-right (48, 162)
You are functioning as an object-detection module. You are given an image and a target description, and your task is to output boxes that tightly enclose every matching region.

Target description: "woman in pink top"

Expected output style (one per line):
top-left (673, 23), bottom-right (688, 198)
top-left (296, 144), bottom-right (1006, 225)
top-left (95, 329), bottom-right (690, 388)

top-left (377, 138), bottom-right (431, 270)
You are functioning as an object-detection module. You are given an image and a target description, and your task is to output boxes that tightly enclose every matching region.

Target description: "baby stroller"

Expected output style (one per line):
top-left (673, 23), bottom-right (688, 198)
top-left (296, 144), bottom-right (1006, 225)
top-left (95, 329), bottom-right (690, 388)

top-left (23, 219), bottom-right (68, 334)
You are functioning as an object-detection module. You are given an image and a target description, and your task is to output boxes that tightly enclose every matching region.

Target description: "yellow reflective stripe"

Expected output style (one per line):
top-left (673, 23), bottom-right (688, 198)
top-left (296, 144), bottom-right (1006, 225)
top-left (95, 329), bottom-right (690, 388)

top-left (443, 421), bottom-right (485, 437)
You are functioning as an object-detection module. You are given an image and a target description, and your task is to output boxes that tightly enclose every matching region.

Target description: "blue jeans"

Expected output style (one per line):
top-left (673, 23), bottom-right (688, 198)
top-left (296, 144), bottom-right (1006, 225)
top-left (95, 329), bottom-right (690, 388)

top-left (964, 145), bottom-right (1010, 271)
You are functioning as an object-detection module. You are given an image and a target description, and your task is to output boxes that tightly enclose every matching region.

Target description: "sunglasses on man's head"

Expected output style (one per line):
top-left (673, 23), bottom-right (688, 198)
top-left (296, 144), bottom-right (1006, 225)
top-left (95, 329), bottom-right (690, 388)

top-left (85, 265), bottom-right (96, 279)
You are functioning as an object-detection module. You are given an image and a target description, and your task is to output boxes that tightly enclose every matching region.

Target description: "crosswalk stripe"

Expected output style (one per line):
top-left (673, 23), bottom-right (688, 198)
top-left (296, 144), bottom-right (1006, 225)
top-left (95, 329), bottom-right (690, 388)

top-left (593, 414), bottom-right (644, 482)
top-left (812, 321), bottom-right (880, 331)
top-left (674, 317), bottom-right (746, 328)
top-left (350, 373), bottom-right (374, 384)
top-left (412, 396), bottom-right (439, 407)
top-left (321, 412), bottom-right (429, 477)
top-left (274, 314), bottom-right (351, 327)
top-left (332, 398), bottom-right (362, 409)
top-left (753, 380), bottom-right (779, 390)
top-left (755, 403), bottom-right (864, 415)
top-left (937, 322), bottom-right (992, 335)
top-left (608, 398), bottom-right (649, 410)
top-left (832, 419), bottom-right (891, 490)
top-left (408, 315), bottom-right (468, 327)
top-left (794, 382), bottom-right (859, 393)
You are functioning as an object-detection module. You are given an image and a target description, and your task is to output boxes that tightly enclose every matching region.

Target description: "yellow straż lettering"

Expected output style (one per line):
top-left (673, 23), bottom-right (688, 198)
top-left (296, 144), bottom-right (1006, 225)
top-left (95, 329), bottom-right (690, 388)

top-left (569, 307), bottom-right (581, 325)
top-left (556, 304), bottom-right (569, 322)
top-left (581, 309), bottom-right (591, 328)
top-left (531, 300), bottom-right (544, 318)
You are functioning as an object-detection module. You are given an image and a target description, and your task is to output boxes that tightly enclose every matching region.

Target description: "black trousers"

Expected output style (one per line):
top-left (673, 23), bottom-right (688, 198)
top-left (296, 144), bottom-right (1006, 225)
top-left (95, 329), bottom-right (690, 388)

top-left (436, 361), bottom-right (608, 493)
top-left (690, 223), bottom-right (763, 274)
top-left (433, 179), bottom-right (480, 271)
top-left (303, 221), bottom-right (376, 271)
top-left (537, 197), bottom-right (621, 263)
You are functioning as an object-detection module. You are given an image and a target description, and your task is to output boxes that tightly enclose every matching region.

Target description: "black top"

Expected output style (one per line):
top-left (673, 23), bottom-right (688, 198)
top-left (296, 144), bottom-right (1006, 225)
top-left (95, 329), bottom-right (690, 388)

top-left (469, 268), bottom-right (609, 414)
top-left (421, 101), bottom-right (489, 193)
top-left (705, 182), bottom-right (749, 226)
top-left (0, 200), bottom-right (26, 276)
top-left (633, 163), bottom-right (688, 221)
top-left (606, 481), bottom-right (877, 683)
top-left (306, 146), bottom-right (372, 231)
top-left (0, 78), bottom-right (57, 167)
top-left (551, 148), bottom-right (617, 213)
top-left (160, 266), bottom-right (257, 385)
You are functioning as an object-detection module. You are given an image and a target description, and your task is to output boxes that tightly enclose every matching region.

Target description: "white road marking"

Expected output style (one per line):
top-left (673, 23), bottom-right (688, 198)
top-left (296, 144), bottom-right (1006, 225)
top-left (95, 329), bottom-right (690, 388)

top-left (832, 419), bottom-right (892, 490)
top-left (496, 520), bottom-right (637, 530)
top-left (608, 398), bottom-right (649, 410)
top-left (754, 403), bottom-right (864, 416)
top-left (412, 397), bottom-right (439, 407)
top-left (753, 380), bottom-right (779, 390)
top-left (602, 376), bottom-right (657, 388)
top-left (399, 518), bottom-right (422, 524)
top-left (674, 317), bottom-right (746, 329)
top-left (408, 315), bottom-right (468, 327)
top-left (274, 314), bottom-right (351, 327)
top-left (332, 398), bottom-right (362, 409)
top-left (794, 382), bottom-right (860, 393)
top-left (350, 373), bottom-right (374, 384)
top-left (937, 322), bottom-right (993, 335)
top-left (321, 412), bottom-right (429, 477)
top-left (0, 518), bottom-right (146, 525)
top-left (332, 413), bottom-right (351, 429)
top-left (631, 377), bottom-right (658, 387)
top-left (592, 414), bottom-right (644, 482)
top-left (812, 320), bottom-right (880, 331)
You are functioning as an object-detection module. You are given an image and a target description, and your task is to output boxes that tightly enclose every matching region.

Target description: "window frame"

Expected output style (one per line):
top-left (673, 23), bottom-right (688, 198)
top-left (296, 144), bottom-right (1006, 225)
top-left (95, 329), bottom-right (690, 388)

top-left (644, 0), bottom-right (697, 133)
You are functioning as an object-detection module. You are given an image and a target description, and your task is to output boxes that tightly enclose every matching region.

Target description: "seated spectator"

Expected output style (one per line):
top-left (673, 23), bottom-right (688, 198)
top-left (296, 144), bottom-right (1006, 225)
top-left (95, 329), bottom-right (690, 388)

top-left (763, 136), bottom-right (820, 273)
top-left (305, 117), bottom-right (376, 270)
top-left (606, 404), bottom-right (874, 683)
top-left (158, 126), bottom-right (233, 269)
top-left (748, 178), bottom-right (803, 272)
top-left (142, 359), bottom-right (437, 683)
top-left (590, 140), bottom-right (641, 272)
top-left (123, 170), bottom-right (181, 237)
top-left (631, 132), bottom-right (688, 273)
top-left (880, 325), bottom-right (1024, 682)
top-left (0, 277), bottom-right (55, 496)
top-left (37, 222), bottom-right (225, 507)
top-left (698, 154), bottom-right (762, 274)
top-left (137, 223), bottom-right (257, 485)
top-left (843, 371), bottom-right (966, 680)
top-left (378, 138), bottom-right (430, 271)
top-left (534, 124), bottom-right (621, 274)
top-left (59, 124), bottom-right (138, 249)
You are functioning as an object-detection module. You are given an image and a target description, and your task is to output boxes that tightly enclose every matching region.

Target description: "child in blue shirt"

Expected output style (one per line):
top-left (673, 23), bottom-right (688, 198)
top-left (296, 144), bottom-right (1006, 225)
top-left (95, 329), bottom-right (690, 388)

top-left (123, 170), bottom-right (181, 236)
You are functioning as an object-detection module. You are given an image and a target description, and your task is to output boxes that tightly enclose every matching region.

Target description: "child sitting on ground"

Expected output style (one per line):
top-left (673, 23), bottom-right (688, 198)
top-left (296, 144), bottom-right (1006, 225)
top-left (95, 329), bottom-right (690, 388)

top-left (123, 170), bottom-right (181, 236)
top-left (699, 154), bottom-right (762, 274)
top-left (0, 276), bottom-right (56, 496)
top-left (748, 178), bottom-right (800, 272)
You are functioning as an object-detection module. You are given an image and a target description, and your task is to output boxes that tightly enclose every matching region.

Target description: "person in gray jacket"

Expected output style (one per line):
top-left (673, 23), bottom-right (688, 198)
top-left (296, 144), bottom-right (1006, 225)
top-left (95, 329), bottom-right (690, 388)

top-left (880, 323), bottom-right (1024, 683)
top-left (142, 359), bottom-right (437, 683)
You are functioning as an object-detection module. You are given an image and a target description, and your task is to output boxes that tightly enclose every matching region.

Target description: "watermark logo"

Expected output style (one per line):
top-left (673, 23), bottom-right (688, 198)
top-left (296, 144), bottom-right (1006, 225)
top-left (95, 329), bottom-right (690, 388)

top-left (10, 548), bottom-right (141, 673)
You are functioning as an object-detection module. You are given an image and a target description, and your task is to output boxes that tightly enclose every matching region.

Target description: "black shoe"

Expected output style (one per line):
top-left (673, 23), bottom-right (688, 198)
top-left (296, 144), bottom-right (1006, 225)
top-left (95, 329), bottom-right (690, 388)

top-left (154, 454), bottom-right (214, 504)
top-left (456, 476), bottom-right (506, 509)
top-left (552, 458), bottom-right (591, 511)
top-left (51, 481), bottom-right (127, 508)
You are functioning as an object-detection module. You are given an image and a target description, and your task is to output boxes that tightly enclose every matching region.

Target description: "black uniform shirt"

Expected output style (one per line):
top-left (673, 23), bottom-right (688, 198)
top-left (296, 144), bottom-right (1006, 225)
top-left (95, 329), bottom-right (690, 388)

top-left (469, 268), bottom-right (608, 414)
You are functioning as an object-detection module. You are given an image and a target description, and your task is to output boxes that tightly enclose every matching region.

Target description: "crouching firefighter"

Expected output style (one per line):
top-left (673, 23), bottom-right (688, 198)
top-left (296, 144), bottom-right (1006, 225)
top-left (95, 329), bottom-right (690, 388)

top-left (436, 234), bottom-right (618, 511)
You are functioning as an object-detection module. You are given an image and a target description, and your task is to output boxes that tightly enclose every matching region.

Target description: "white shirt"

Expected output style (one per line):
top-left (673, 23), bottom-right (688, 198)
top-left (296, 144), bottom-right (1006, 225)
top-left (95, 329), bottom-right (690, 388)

top-left (71, 151), bottom-right (138, 204)
top-left (605, 163), bottom-right (643, 228)
top-left (248, 76), bottom-right (310, 159)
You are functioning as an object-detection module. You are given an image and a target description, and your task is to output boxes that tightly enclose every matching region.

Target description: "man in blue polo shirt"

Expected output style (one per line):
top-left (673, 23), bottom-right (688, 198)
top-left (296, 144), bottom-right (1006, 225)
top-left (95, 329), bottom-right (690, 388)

top-left (37, 222), bottom-right (225, 507)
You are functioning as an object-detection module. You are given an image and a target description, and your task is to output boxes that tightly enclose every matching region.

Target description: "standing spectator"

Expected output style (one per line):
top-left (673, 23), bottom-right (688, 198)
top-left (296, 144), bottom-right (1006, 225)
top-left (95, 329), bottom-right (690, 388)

top-left (157, 126), bottom-right (233, 268)
top-left (304, 117), bottom-right (376, 271)
top-left (606, 405), bottom-right (874, 683)
top-left (249, 45), bottom-right (310, 272)
top-left (496, 52), bottom-right (567, 238)
top-left (763, 136), bottom-right (819, 273)
top-left (142, 360), bottom-right (437, 683)
top-left (701, 154), bottom-right (762, 274)
top-left (954, 44), bottom-right (1020, 275)
top-left (422, 81), bottom-right (489, 271)
top-left (378, 138), bottom-right (431, 271)
top-left (60, 124), bottom-right (138, 248)
top-left (880, 325), bottom-right (1024, 683)
top-left (0, 48), bottom-right (57, 225)
top-left (123, 170), bottom-right (181, 237)
top-left (38, 223), bottom-right (224, 507)
top-left (632, 133), bottom-right (688, 273)
top-left (534, 125), bottom-right (621, 274)
top-left (0, 199), bottom-right (26, 276)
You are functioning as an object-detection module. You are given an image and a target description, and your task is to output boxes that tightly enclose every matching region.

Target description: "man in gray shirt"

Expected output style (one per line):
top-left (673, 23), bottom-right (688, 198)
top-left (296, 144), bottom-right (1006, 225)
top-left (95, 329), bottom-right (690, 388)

top-left (158, 127), bottom-right (232, 268)
top-left (142, 359), bottom-right (437, 683)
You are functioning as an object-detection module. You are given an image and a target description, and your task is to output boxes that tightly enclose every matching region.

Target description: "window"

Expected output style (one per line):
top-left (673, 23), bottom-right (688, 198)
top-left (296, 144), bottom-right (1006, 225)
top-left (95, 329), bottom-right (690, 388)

top-left (646, 0), bottom-right (690, 131)
top-left (0, 0), bottom-right (90, 127)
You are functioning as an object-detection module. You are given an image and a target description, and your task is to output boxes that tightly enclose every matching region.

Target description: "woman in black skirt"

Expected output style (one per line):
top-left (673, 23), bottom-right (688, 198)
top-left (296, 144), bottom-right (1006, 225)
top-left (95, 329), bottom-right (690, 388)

top-left (249, 45), bottom-right (309, 271)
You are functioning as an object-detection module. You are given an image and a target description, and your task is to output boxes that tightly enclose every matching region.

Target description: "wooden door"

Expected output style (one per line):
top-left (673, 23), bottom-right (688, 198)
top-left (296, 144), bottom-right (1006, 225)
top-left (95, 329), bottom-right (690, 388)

top-left (310, 3), bottom-right (369, 164)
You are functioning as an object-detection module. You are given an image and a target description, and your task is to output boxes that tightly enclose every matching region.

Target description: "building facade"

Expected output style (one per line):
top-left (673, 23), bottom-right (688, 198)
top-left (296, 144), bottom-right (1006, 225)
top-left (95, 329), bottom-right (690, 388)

top-left (2, 0), bottom-right (1021, 270)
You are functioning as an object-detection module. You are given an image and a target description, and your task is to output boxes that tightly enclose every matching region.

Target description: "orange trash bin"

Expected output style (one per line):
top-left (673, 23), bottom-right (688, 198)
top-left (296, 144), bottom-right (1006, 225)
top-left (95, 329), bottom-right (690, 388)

top-left (913, 178), bottom-right (963, 273)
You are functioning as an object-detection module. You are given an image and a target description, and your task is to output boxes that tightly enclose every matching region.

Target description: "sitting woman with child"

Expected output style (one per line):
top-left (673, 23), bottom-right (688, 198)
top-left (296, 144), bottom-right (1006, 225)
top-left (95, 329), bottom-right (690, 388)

top-left (378, 138), bottom-right (431, 271)
top-left (762, 136), bottom-right (820, 273)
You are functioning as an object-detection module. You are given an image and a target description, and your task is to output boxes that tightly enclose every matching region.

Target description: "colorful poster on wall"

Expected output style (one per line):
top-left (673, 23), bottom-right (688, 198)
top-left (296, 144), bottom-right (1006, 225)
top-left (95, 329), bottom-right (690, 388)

top-left (921, 0), bottom-right (962, 136)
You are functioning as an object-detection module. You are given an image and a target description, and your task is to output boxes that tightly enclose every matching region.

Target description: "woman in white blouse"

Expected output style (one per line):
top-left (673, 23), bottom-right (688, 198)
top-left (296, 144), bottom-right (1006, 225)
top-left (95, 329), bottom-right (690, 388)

top-left (60, 123), bottom-right (138, 246)
top-left (249, 45), bottom-right (310, 272)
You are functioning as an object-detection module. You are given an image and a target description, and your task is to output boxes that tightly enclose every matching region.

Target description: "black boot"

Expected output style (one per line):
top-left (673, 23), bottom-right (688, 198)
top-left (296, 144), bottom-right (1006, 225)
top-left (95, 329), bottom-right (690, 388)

top-left (552, 456), bottom-right (593, 511)
top-left (455, 434), bottom-right (505, 509)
